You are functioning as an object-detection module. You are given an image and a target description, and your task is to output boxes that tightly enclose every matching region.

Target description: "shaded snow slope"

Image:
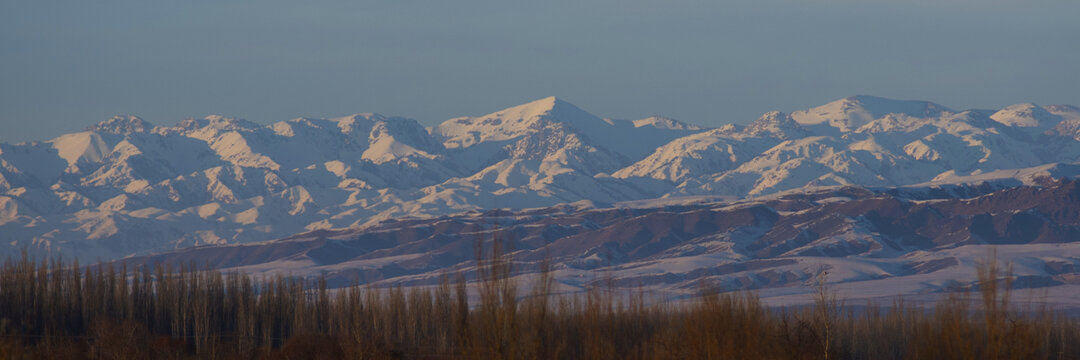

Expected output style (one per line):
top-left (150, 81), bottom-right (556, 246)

top-left (121, 179), bottom-right (1080, 309)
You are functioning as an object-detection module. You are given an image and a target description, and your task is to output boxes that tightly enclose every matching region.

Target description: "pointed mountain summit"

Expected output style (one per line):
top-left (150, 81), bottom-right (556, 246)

top-left (434, 96), bottom-right (607, 149)
top-left (791, 95), bottom-right (952, 131)
top-left (86, 115), bottom-right (153, 134)
top-left (434, 96), bottom-right (705, 165)
top-left (744, 111), bottom-right (805, 139)
top-left (492, 96), bottom-right (591, 122)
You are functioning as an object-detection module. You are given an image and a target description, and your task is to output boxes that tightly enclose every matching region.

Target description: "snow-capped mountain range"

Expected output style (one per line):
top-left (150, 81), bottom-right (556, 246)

top-left (3, 95), bottom-right (1080, 260)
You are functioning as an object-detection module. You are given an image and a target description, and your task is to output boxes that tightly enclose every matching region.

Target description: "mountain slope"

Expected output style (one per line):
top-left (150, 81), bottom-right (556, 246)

top-left (619, 100), bottom-right (1080, 199)
top-left (1, 95), bottom-right (1079, 261)
top-left (118, 179), bottom-right (1080, 308)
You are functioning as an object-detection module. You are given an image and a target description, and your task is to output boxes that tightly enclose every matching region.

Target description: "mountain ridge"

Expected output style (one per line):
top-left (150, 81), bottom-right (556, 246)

top-left (2, 95), bottom-right (1080, 261)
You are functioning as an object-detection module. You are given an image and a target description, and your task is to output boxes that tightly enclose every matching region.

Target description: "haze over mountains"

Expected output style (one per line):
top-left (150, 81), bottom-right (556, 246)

top-left (3, 95), bottom-right (1080, 263)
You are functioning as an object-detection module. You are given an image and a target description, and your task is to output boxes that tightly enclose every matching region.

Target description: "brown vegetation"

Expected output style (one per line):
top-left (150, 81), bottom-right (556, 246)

top-left (0, 249), bottom-right (1077, 359)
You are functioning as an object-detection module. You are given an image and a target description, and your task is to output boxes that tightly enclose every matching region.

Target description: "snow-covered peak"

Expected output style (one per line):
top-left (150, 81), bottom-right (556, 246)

top-left (632, 116), bottom-right (705, 131)
top-left (611, 128), bottom-right (754, 183)
top-left (791, 95), bottom-right (952, 131)
top-left (492, 96), bottom-right (582, 122)
top-left (1046, 105), bottom-right (1080, 139)
top-left (744, 111), bottom-right (804, 138)
top-left (47, 131), bottom-right (112, 171)
top-left (214, 114), bottom-right (442, 172)
top-left (174, 115), bottom-right (261, 132)
top-left (361, 116), bottom-right (445, 164)
top-left (86, 115), bottom-right (153, 134)
top-left (330, 113), bottom-right (382, 134)
top-left (433, 96), bottom-right (705, 165)
top-left (274, 113), bottom-right (421, 137)
top-left (990, 103), bottom-right (1062, 128)
top-left (710, 123), bottom-right (742, 135)
top-left (1044, 104), bottom-right (1080, 119)
top-left (434, 96), bottom-right (605, 149)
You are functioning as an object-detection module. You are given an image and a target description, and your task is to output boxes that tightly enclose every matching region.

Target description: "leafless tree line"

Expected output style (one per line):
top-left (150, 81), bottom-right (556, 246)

top-left (0, 246), bottom-right (1077, 359)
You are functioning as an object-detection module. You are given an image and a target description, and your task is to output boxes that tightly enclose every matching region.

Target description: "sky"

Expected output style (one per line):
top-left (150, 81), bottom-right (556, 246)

top-left (1, 0), bottom-right (1078, 143)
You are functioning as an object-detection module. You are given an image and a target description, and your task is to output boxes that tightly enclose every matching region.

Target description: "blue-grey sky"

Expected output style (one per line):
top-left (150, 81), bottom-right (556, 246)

top-left (2, 0), bottom-right (1078, 142)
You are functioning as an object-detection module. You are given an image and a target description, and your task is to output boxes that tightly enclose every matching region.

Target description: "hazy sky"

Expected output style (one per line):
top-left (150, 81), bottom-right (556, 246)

top-left (2, 0), bottom-right (1078, 142)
